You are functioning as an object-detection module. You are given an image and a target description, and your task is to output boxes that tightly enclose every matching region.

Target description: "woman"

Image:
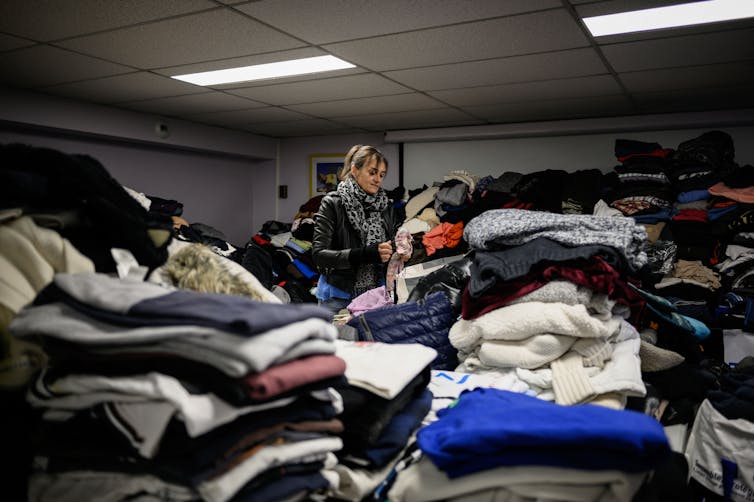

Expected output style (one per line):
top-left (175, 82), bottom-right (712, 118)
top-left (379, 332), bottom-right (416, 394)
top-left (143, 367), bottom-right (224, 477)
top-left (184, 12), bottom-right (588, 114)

top-left (312, 145), bottom-right (403, 314)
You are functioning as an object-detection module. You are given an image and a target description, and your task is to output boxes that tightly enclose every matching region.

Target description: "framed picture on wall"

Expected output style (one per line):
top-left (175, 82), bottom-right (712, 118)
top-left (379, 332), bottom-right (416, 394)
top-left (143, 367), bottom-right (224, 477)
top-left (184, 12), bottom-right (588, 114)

top-left (309, 153), bottom-right (345, 197)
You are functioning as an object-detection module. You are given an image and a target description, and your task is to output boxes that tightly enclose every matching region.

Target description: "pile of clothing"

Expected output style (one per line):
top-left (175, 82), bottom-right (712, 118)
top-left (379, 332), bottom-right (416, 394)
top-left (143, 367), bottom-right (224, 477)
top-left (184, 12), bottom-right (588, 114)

top-left (11, 273), bottom-right (345, 502)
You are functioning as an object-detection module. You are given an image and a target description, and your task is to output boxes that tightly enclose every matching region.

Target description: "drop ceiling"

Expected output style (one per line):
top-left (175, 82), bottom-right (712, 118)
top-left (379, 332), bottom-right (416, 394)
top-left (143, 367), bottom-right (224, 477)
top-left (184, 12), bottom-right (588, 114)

top-left (1, 0), bottom-right (753, 139)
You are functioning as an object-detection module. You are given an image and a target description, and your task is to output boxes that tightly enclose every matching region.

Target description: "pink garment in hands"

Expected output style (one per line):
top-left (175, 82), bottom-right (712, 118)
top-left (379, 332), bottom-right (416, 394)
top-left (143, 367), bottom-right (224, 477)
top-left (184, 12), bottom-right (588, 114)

top-left (385, 228), bottom-right (413, 300)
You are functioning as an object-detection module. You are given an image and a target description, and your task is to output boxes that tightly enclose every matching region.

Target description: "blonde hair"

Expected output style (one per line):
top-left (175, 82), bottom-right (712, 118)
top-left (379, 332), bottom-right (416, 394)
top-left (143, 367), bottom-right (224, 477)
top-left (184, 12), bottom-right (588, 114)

top-left (339, 145), bottom-right (388, 181)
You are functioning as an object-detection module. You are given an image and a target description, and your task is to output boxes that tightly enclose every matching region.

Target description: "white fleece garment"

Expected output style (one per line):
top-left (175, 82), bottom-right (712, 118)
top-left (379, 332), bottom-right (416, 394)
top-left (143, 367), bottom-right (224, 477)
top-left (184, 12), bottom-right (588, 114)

top-left (449, 302), bottom-right (621, 351)
top-left (0, 214), bottom-right (95, 314)
top-left (403, 186), bottom-right (440, 222)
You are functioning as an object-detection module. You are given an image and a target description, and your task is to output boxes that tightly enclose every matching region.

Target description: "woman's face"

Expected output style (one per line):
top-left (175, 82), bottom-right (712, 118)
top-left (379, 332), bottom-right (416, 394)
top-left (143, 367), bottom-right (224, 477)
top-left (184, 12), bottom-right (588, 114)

top-left (351, 156), bottom-right (387, 195)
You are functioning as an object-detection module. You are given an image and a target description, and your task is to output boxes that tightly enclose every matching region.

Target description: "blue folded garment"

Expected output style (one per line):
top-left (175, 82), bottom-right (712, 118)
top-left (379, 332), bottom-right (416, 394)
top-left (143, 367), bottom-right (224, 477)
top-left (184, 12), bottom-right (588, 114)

top-left (417, 388), bottom-right (670, 478)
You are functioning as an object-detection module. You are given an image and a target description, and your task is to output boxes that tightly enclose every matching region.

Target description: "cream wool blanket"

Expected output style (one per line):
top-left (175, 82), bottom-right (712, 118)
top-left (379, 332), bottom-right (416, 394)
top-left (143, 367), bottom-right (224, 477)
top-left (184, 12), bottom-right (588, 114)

top-left (449, 301), bottom-right (621, 351)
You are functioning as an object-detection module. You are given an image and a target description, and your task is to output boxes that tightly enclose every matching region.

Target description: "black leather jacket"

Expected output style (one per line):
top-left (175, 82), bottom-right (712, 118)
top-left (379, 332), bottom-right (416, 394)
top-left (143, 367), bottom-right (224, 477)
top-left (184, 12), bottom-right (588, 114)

top-left (312, 191), bottom-right (400, 294)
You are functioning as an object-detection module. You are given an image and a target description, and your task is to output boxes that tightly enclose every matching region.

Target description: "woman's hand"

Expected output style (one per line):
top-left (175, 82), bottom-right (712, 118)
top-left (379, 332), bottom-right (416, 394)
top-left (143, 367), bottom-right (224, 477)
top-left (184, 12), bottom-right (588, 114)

top-left (377, 241), bottom-right (393, 263)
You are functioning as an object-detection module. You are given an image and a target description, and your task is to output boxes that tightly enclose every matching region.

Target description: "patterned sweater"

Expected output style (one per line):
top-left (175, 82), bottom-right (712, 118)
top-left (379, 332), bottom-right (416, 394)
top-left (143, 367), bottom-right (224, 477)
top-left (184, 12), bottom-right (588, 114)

top-left (464, 208), bottom-right (648, 272)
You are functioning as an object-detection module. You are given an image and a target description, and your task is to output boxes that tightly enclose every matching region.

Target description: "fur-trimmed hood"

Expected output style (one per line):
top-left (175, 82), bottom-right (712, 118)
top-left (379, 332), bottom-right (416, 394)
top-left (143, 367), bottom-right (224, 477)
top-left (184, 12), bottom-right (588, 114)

top-left (154, 242), bottom-right (279, 303)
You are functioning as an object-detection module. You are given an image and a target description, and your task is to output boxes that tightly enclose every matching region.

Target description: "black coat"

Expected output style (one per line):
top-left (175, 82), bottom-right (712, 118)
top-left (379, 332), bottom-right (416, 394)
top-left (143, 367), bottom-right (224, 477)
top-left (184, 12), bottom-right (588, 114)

top-left (312, 191), bottom-right (400, 295)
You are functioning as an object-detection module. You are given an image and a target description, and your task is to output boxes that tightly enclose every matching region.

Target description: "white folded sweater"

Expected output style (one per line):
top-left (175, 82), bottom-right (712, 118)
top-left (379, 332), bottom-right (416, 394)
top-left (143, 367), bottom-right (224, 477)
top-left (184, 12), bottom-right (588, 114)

top-left (449, 301), bottom-right (621, 351)
top-left (515, 320), bottom-right (645, 406)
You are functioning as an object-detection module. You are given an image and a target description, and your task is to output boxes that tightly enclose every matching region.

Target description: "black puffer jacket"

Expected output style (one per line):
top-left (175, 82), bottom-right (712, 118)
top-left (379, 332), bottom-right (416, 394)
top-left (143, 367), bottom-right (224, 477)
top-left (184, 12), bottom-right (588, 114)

top-left (346, 292), bottom-right (458, 370)
top-left (312, 191), bottom-right (400, 295)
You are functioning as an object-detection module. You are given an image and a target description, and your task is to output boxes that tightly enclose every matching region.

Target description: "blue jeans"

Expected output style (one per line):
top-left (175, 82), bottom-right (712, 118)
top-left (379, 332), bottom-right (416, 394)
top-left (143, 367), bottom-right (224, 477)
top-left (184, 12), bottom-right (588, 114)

top-left (318, 297), bottom-right (350, 315)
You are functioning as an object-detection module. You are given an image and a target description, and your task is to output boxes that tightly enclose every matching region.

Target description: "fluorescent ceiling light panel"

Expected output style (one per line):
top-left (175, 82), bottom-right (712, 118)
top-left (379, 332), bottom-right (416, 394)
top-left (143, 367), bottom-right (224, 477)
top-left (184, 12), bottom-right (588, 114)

top-left (172, 55), bottom-right (355, 86)
top-left (583, 0), bottom-right (754, 37)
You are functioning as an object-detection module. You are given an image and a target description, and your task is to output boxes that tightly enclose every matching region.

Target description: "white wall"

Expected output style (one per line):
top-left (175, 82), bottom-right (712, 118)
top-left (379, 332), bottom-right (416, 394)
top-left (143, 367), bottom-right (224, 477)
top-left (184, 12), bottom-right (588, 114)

top-left (402, 126), bottom-right (754, 190)
top-left (276, 133), bottom-right (400, 222)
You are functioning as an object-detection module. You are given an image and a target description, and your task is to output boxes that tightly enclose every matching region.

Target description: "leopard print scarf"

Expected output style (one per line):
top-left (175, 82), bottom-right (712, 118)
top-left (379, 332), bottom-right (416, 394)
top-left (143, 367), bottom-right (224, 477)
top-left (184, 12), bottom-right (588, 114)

top-left (337, 177), bottom-right (388, 295)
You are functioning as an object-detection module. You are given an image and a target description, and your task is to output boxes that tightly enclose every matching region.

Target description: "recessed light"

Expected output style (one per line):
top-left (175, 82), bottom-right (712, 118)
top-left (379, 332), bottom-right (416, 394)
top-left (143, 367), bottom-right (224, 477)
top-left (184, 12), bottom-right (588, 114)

top-left (171, 55), bottom-right (355, 86)
top-left (583, 0), bottom-right (754, 37)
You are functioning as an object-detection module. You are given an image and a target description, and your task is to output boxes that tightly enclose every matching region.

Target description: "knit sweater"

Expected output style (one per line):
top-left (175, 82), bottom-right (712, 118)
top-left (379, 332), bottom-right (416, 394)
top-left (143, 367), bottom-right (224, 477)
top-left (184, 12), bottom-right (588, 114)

top-left (464, 208), bottom-right (648, 271)
top-left (449, 302), bottom-right (621, 352)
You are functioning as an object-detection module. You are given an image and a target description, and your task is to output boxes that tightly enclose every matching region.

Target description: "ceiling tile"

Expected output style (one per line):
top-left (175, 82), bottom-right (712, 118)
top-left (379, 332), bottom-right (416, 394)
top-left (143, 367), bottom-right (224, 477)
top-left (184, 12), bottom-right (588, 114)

top-left (116, 92), bottom-right (266, 116)
top-left (235, 0), bottom-right (560, 44)
top-left (600, 27), bottom-right (754, 72)
top-left (462, 95), bottom-right (635, 122)
top-left (335, 108), bottom-right (482, 131)
top-left (0, 0), bottom-right (215, 41)
top-left (0, 45), bottom-right (132, 87)
top-left (0, 33), bottom-right (35, 51)
top-left (430, 75), bottom-right (623, 106)
top-left (42, 72), bottom-right (206, 103)
top-left (241, 119), bottom-right (362, 137)
top-left (323, 9), bottom-right (589, 71)
top-left (384, 48), bottom-right (608, 90)
top-left (187, 106), bottom-right (310, 125)
top-left (620, 61), bottom-right (754, 93)
top-left (56, 9), bottom-right (305, 69)
top-left (2, 0), bottom-right (752, 138)
top-left (286, 93), bottom-right (445, 117)
top-left (225, 73), bottom-right (413, 105)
